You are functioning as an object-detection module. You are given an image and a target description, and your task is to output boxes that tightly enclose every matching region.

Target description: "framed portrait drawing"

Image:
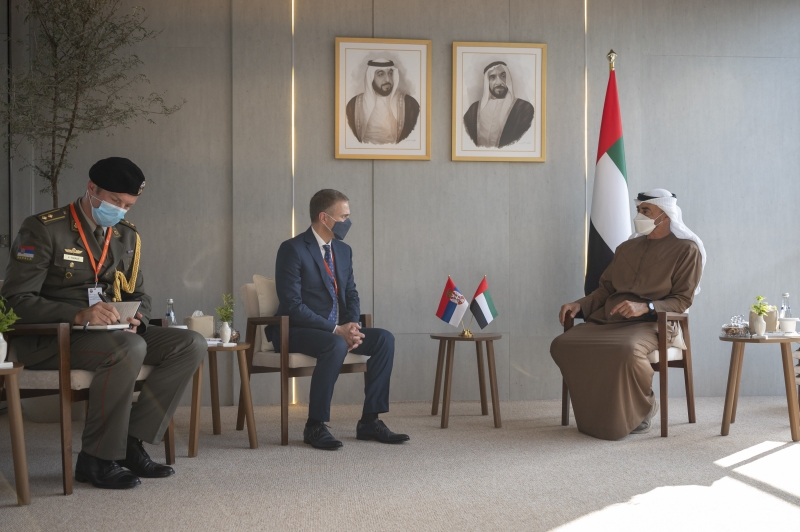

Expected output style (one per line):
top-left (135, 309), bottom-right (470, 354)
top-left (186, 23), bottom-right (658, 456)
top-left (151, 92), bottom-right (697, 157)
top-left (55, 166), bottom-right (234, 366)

top-left (452, 42), bottom-right (546, 162)
top-left (335, 37), bottom-right (431, 160)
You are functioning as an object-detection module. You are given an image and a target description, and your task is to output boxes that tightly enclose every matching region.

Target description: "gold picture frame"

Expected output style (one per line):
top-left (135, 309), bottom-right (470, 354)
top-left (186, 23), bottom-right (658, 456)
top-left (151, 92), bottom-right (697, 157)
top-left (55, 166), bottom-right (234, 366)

top-left (452, 42), bottom-right (546, 162)
top-left (335, 37), bottom-right (432, 160)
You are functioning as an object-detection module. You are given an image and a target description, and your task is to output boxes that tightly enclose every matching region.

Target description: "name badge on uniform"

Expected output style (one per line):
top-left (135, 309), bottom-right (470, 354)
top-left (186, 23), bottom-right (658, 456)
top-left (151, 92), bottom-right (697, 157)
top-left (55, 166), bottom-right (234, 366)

top-left (64, 254), bottom-right (84, 262)
top-left (88, 287), bottom-right (104, 307)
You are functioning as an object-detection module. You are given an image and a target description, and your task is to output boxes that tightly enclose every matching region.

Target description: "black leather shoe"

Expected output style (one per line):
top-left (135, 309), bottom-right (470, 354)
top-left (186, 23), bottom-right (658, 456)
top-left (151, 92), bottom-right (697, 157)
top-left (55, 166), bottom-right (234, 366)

top-left (303, 423), bottom-right (343, 450)
top-left (75, 451), bottom-right (141, 490)
top-left (118, 436), bottom-right (175, 478)
top-left (356, 419), bottom-right (410, 444)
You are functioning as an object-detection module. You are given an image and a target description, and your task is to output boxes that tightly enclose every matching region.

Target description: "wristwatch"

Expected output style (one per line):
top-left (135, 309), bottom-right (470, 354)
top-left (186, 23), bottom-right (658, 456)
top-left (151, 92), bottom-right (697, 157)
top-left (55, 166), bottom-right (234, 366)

top-left (648, 302), bottom-right (656, 315)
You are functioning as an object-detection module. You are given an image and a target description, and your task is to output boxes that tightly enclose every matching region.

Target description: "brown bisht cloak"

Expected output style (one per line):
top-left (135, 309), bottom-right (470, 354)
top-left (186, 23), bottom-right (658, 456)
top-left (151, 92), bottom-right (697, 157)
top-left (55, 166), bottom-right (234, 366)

top-left (550, 233), bottom-right (703, 440)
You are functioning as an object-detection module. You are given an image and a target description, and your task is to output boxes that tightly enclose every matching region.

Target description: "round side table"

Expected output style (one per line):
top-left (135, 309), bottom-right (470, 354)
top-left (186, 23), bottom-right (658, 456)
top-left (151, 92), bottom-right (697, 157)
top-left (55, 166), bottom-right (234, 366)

top-left (188, 342), bottom-right (256, 456)
top-left (430, 333), bottom-right (503, 429)
top-left (1, 362), bottom-right (29, 505)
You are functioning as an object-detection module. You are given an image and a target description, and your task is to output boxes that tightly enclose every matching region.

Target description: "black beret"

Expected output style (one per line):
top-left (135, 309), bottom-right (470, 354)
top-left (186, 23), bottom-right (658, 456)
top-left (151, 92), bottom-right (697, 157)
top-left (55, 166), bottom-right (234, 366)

top-left (89, 157), bottom-right (146, 196)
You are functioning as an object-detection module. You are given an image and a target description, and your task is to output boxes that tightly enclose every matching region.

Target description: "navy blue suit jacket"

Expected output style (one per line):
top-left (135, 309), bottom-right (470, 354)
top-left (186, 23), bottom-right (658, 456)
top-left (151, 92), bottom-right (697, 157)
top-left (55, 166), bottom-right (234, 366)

top-left (267, 227), bottom-right (360, 342)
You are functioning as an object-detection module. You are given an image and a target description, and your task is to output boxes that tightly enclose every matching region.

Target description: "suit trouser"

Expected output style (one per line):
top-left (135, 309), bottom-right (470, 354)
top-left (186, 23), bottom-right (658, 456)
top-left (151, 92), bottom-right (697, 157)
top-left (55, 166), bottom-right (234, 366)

top-left (26, 326), bottom-right (206, 460)
top-left (275, 327), bottom-right (394, 422)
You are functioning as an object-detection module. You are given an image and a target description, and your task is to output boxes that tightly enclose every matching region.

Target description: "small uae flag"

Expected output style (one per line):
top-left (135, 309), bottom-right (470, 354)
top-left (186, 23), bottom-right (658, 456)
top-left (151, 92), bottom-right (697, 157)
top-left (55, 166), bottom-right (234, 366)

top-left (470, 276), bottom-right (498, 329)
top-left (585, 50), bottom-right (630, 296)
top-left (436, 277), bottom-right (469, 327)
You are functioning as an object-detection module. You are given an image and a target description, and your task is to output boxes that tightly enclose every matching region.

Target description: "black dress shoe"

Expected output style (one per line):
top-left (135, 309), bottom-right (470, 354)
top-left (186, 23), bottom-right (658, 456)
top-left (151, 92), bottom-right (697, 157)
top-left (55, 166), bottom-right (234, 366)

top-left (118, 436), bottom-right (175, 478)
top-left (356, 419), bottom-right (410, 444)
top-left (303, 423), bottom-right (343, 450)
top-left (75, 451), bottom-right (141, 490)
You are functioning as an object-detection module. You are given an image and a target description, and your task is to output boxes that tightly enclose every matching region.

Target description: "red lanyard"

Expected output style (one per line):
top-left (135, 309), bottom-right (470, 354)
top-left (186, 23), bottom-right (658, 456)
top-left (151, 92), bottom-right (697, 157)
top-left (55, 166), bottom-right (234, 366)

top-left (324, 247), bottom-right (338, 295)
top-left (70, 203), bottom-right (113, 284)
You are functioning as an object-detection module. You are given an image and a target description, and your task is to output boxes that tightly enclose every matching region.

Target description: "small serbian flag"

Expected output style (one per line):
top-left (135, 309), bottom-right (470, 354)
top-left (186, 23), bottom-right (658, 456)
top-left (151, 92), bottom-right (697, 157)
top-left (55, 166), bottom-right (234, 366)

top-left (436, 277), bottom-right (469, 327)
top-left (17, 245), bottom-right (34, 261)
top-left (470, 276), bottom-right (498, 329)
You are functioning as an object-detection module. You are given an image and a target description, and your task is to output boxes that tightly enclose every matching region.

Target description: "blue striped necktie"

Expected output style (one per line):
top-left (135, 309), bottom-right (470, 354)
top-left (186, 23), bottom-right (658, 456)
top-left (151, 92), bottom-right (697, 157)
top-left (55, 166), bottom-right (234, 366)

top-left (323, 245), bottom-right (338, 322)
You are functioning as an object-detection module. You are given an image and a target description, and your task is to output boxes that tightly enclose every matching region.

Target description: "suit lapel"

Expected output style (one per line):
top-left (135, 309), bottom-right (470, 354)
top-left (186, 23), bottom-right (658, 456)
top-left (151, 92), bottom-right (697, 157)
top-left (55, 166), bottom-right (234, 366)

top-left (106, 230), bottom-right (124, 273)
top-left (304, 229), bottom-right (335, 301)
top-left (331, 239), bottom-right (349, 308)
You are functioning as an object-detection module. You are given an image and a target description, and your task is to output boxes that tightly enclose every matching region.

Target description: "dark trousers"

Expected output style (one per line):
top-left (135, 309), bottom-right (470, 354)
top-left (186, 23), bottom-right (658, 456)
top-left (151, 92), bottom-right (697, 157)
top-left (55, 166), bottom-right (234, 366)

top-left (26, 327), bottom-right (206, 460)
top-left (274, 327), bottom-right (394, 422)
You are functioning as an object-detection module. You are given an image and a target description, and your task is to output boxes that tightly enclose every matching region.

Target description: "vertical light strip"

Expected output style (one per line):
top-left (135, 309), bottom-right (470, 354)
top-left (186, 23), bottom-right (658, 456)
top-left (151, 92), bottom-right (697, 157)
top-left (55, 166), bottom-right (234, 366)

top-left (583, 0), bottom-right (589, 275)
top-left (291, 0), bottom-right (297, 405)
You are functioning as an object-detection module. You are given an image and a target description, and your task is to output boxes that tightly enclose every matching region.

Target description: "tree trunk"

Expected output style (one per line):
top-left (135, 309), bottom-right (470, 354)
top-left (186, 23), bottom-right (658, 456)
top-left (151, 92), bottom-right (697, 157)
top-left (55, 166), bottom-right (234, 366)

top-left (52, 180), bottom-right (58, 208)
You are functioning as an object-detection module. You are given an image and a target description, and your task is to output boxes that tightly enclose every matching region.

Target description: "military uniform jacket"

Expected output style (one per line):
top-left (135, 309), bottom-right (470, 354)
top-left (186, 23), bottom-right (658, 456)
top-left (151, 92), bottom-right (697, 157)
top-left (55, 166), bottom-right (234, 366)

top-left (1, 199), bottom-right (152, 363)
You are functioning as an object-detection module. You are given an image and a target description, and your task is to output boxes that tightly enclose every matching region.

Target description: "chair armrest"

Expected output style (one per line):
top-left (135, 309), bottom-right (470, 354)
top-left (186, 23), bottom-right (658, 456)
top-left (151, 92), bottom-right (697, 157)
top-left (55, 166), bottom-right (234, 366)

top-left (6, 323), bottom-right (71, 337)
top-left (360, 314), bottom-right (373, 328)
top-left (150, 318), bottom-right (165, 327)
top-left (6, 323), bottom-right (72, 395)
top-left (658, 311), bottom-right (688, 322)
top-left (244, 316), bottom-right (290, 371)
top-left (564, 314), bottom-right (574, 332)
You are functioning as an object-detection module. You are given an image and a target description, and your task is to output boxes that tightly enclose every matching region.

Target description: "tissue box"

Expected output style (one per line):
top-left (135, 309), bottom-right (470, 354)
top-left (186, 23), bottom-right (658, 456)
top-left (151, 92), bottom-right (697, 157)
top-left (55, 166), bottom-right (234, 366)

top-left (183, 315), bottom-right (214, 338)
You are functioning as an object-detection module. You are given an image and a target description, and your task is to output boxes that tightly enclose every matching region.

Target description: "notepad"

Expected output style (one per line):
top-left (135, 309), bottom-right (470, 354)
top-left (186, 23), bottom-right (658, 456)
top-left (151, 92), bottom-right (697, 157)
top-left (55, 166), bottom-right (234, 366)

top-left (73, 301), bottom-right (142, 330)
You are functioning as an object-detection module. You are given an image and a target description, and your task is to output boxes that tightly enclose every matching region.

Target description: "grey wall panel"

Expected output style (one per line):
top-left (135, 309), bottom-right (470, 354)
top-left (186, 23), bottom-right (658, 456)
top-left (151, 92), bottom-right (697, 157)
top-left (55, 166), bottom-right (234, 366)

top-left (506, 0), bottom-right (585, 399)
top-left (231, 0), bottom-right (293, 407)
top-left (12, 0), bottom-right (234, 406)
top-left (293, 0), bottom-right (374, 318)
top-left (640, 55), bottom-right (800, 397)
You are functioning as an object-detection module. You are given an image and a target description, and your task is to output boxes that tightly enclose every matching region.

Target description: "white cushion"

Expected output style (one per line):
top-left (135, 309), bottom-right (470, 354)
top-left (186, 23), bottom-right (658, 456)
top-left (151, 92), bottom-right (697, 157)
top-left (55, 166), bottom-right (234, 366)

top-left (17, 365), bottom-right (155, 391)
top-left (252, 350), bottom-right (369, 369)
top-left (647, 347), bottom-right (684, 364)
top-left (252, 275), bottom-right (280, 350)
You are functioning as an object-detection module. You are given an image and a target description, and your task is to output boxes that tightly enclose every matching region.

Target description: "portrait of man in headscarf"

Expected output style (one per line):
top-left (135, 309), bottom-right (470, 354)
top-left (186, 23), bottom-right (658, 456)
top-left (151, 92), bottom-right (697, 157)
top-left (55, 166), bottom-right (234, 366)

top-left (463, 61), bottom-right (535, 148)
top-left (345, 58), bottom-right (421, 145)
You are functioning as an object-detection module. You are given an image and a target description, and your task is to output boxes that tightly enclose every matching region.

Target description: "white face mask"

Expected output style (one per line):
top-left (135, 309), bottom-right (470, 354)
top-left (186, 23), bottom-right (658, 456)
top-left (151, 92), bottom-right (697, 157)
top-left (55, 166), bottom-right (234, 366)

top-left (633, 211), bottom-right (665, 235)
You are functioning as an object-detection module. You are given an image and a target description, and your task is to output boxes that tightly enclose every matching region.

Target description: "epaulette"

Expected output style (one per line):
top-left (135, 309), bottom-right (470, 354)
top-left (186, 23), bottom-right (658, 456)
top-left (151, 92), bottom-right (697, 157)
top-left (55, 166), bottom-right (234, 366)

top-left (35, 208), bottom-right (68, 225)
top-left (118, 219), bottom-right (138, 232)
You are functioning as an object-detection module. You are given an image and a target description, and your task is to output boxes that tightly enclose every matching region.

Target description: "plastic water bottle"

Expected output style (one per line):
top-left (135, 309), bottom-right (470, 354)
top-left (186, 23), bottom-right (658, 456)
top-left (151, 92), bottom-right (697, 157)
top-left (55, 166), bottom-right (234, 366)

top-left (780, 293), bottom-right (792, 319)
top-left (166, 299), bottom-right (177, 327)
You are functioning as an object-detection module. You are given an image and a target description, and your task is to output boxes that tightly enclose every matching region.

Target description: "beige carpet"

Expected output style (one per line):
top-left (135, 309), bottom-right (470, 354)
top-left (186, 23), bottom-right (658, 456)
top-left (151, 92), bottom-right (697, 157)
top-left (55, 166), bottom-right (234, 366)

top-left (2, 397), bottom-right (800, 531)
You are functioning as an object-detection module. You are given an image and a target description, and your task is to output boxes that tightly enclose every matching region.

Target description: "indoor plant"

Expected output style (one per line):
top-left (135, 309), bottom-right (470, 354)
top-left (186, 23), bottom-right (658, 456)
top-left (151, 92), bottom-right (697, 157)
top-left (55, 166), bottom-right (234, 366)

top-left (0, 297), bottom-right (21, 367)
top-left (750, 296), bottom-right (769, 337)
top-left (215, 293), bottom-right (234, 343)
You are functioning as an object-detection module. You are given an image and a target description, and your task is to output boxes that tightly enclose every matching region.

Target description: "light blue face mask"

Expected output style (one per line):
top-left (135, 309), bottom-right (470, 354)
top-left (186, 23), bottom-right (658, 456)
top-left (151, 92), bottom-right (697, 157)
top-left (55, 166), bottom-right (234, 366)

top-left (89, 194), bottom-right (127, 227)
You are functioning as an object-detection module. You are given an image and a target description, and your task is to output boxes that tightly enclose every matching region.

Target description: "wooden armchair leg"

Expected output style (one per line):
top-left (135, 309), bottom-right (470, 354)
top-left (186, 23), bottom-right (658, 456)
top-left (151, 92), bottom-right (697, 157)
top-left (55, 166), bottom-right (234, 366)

top-left (659, 368), bottom-right (668, 437)
top-left (236, 386), bottom-right (246, 431)
top-left (683, 342), bottom-right (697, 424)
top-left (280, 374), bottom-right (289, 446)
top-left (163, 418), bottom-right (176, 465)
top-left (561, 379), bottom-right (570, 426)
top-left (60, 392), bottom-right (73, 495)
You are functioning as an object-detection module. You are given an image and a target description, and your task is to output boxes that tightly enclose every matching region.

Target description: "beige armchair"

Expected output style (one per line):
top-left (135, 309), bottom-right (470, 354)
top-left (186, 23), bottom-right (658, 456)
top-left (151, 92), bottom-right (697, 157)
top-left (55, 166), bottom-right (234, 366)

top-left (3, 319), bottom-right (175, 495)
top-left (561, 312), bottom-right (696, 437)
top-left (236, 278), bottom-right (371, 445)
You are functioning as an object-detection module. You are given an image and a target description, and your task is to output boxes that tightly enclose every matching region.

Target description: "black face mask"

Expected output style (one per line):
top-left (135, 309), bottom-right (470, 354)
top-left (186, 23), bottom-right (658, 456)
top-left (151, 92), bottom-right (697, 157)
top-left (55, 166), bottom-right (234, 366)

top-left (325, 214), bottom-right (352, 241)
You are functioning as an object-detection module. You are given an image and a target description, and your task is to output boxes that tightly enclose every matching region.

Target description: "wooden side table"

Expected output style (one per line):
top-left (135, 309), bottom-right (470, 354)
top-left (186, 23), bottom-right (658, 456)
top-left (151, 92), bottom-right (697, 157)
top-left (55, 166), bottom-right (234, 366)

top-left (188, 342), bottom-right (256, 456)
top-left (1, 362), bottom-right (30, 505)
top-left (430, 333), bottom-right (502, 429)
top-left (719, 335), bottom-right (800, 441)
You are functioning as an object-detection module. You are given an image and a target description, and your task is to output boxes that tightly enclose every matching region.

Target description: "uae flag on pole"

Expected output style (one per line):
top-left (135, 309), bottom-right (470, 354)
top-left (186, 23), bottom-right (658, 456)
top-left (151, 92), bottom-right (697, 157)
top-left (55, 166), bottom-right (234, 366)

top-left (436, 277), bottom-right (469, 327)
top-left (584, 53), bottom-right (630, 296)
top-left (470, 276), bottom-right (498, 329)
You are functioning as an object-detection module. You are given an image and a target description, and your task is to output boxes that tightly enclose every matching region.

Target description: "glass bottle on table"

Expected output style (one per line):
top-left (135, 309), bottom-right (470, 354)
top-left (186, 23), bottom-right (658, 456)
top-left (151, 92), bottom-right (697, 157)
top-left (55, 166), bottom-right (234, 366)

top-left (166, 299), bottom-right (177, 327)
top-left (780, 293), bottom-right (792, 319)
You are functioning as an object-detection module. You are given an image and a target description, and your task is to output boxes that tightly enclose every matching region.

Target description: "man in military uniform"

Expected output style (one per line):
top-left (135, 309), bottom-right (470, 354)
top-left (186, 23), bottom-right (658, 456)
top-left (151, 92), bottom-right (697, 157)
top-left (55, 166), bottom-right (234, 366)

top-left (1, 157), bottom-right (205, 490)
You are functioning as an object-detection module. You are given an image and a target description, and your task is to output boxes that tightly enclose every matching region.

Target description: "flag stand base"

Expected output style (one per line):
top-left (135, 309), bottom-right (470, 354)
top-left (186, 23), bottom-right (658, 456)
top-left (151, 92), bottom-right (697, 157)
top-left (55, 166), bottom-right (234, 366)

top-left (459, 329), bottom-right (473, 338)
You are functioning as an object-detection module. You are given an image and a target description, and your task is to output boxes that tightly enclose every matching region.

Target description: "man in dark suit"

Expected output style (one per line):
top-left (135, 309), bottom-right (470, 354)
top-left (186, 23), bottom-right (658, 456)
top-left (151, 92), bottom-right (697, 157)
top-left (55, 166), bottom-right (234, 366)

top-left (269, 189), bottom-right (409, 450)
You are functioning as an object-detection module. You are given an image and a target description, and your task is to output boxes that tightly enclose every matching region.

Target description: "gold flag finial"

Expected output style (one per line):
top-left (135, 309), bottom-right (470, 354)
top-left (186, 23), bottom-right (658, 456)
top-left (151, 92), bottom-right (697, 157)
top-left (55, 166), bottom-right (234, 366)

top-left (607, 49), bottom-right (617, 71)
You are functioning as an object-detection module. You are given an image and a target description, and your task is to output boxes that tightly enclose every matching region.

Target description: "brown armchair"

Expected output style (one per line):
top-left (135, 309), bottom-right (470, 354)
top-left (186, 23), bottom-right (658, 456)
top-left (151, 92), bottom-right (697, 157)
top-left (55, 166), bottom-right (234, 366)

top-left (236, 281), bottom-right (372, 445)
top-left (561, 311), bottom-right (696, 437)
top-left (2, 318), bottom-right (175, 495)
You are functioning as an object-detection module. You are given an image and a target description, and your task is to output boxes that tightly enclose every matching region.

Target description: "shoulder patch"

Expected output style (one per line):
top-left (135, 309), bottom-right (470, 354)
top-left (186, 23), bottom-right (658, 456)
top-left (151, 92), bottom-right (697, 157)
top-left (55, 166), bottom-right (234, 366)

top-left (36, 208), bottom-right (67, 225)
top-left (118, 219), bottom-right (138, 232)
